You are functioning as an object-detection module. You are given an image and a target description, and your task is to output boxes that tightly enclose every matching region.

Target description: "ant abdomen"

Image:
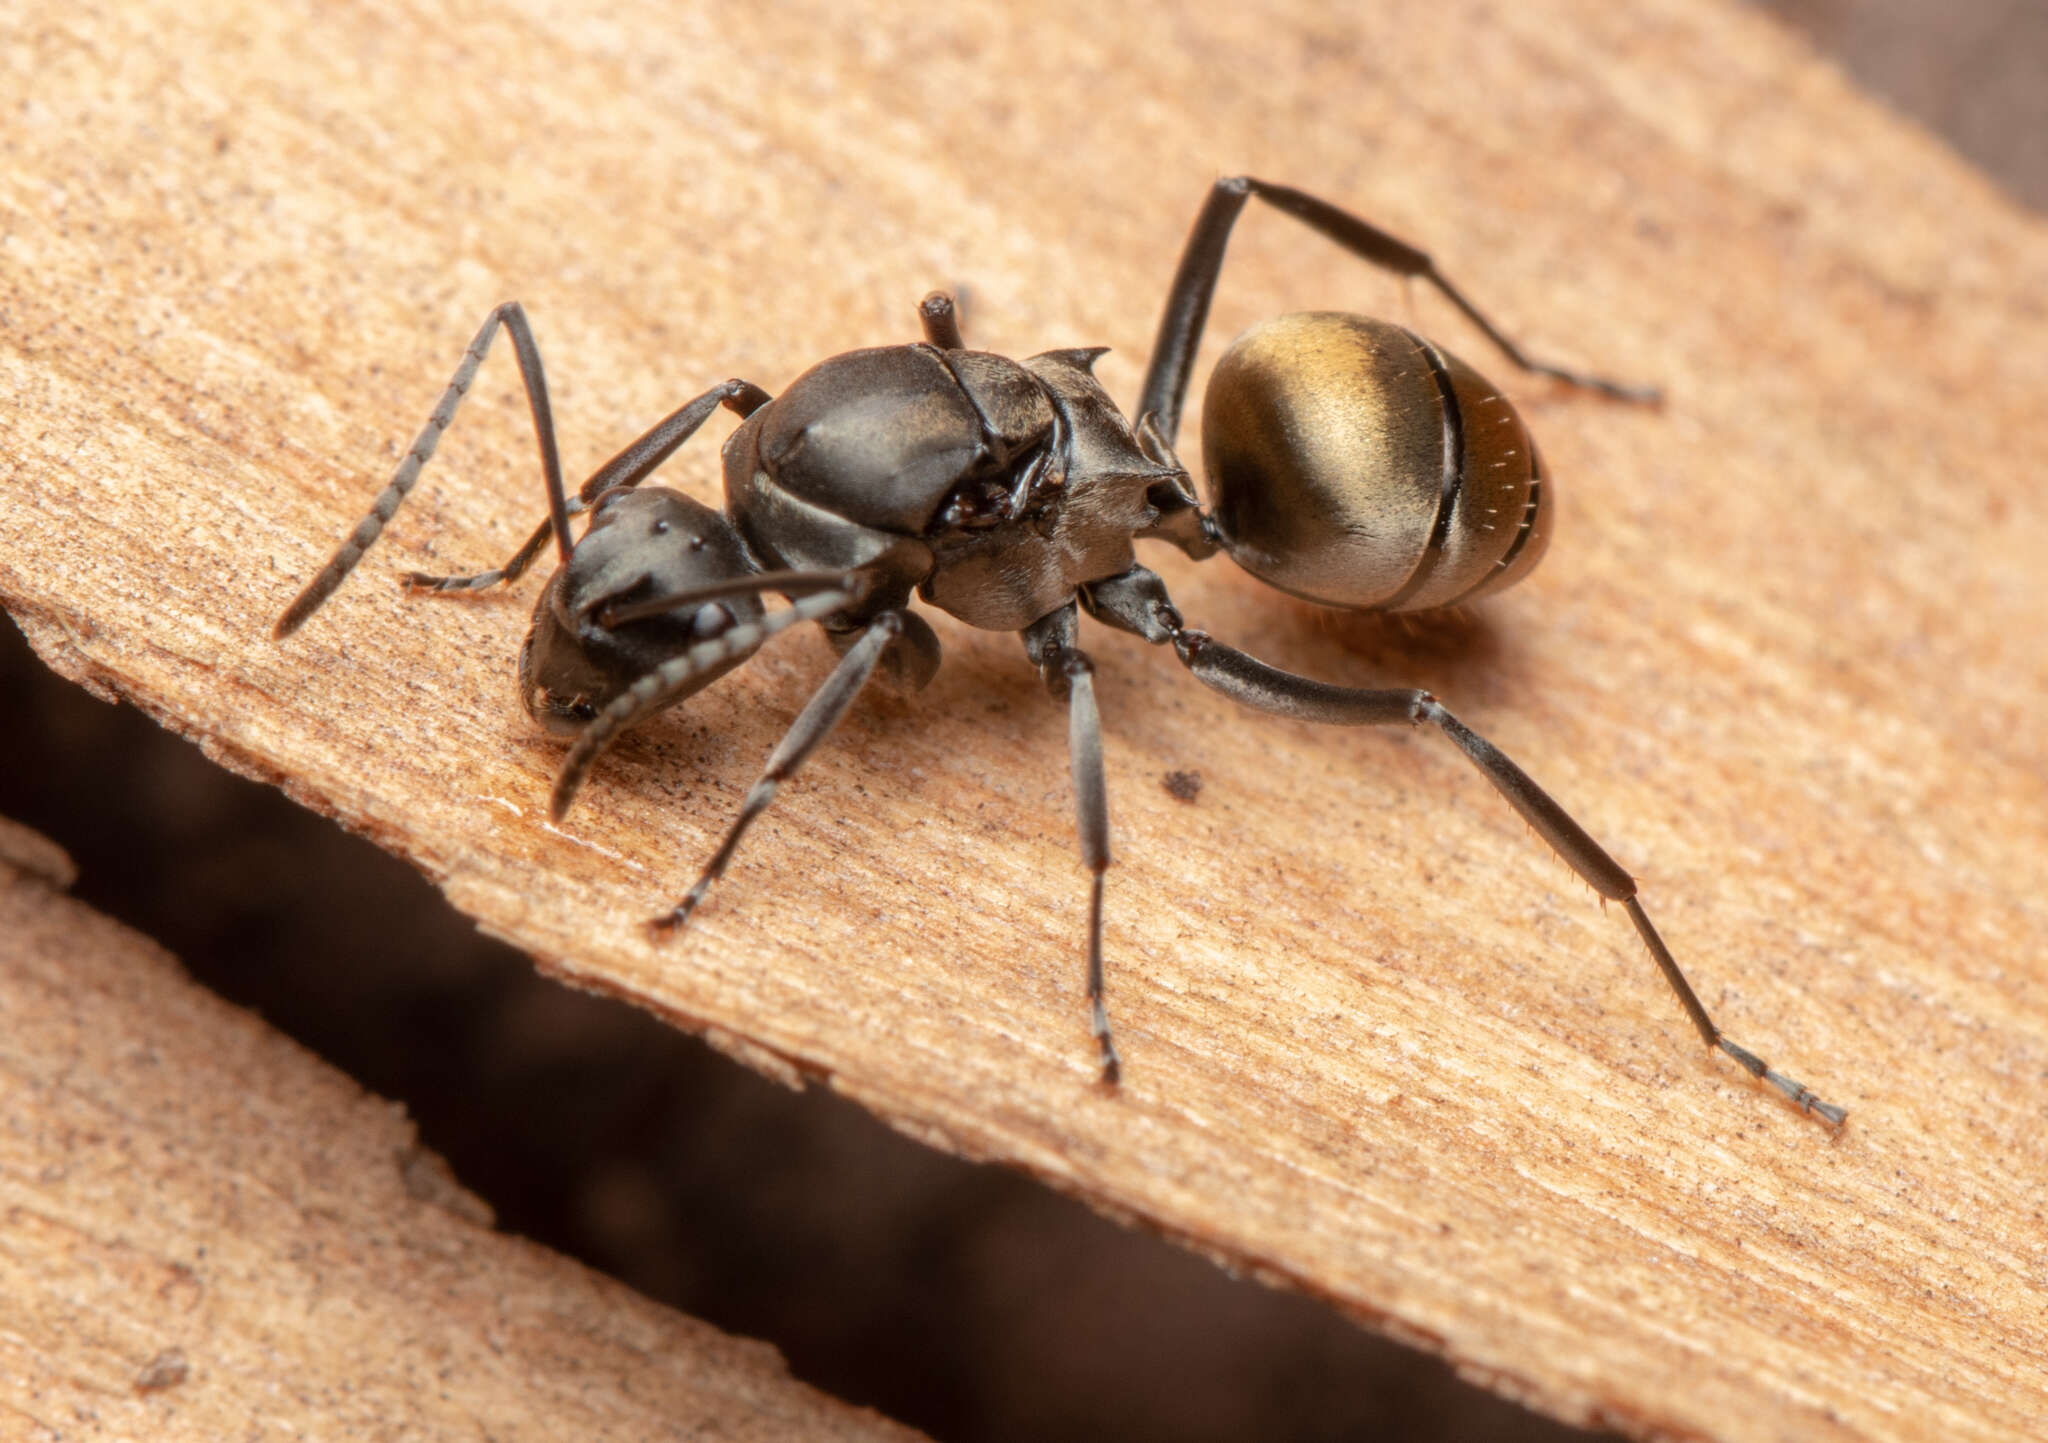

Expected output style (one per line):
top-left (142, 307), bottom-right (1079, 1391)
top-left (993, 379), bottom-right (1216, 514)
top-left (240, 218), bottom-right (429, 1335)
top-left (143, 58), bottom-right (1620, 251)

top-left (1199, 311), bottom-right (1551, 614)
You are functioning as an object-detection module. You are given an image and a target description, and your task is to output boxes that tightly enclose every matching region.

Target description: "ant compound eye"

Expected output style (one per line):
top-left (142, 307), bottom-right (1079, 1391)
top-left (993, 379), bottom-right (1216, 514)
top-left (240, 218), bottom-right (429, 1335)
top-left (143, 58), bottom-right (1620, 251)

top-left (571, 700), bottom-right (598, 722)
top-left (690, 602), bottom-right (733, 640)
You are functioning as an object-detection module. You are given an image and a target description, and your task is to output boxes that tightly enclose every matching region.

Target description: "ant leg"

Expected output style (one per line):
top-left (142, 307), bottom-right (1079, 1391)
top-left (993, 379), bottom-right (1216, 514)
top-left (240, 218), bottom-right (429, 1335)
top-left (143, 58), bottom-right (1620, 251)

top-left (1082, 565), bottom-right (1844, 1126)
top-left (549, 579), bottom-right (868, 821)
top-left (1136, 177), bottom-right (1657, 449)
top-left (647, 611), bottom-right (905, 932)
top-left (1024, 604), bottom-right (1121, 1084)
top-left (406, 379), bottom-right (773, 598)
top-left (579, 380), bottom-right (772, 503)
top-left (275, 302), bottom-right (573, 638)
top-left (919, 291), bottom-right (966, 350)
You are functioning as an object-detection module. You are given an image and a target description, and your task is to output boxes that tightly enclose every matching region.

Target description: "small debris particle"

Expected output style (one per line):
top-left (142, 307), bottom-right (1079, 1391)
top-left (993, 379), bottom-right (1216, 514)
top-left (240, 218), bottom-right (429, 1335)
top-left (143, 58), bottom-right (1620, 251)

top-left (1161, 769), bottom-right (1202, 803)
top-left (134, 1348), bottom-right (189, 1393)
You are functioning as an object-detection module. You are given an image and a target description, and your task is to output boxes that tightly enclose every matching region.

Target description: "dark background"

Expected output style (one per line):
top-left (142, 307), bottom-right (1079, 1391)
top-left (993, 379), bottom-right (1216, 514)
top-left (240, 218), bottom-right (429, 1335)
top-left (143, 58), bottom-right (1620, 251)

top-left (4, 9), bottom-right (2035, 1441)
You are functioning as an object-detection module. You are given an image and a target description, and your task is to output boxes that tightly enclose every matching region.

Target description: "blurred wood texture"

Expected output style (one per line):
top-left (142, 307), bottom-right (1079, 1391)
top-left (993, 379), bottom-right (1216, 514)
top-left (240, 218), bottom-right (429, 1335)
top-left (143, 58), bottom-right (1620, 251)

top-left (3, 1), bottom-right (2045, 1439)
top-left (0, 827), bottom-right (930, 1441)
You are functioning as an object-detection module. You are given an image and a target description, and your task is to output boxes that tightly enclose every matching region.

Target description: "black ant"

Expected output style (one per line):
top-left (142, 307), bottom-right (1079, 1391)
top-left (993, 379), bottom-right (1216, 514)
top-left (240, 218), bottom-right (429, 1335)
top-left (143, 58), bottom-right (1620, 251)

top-left (274, 177), bottom-right (1844, 1126)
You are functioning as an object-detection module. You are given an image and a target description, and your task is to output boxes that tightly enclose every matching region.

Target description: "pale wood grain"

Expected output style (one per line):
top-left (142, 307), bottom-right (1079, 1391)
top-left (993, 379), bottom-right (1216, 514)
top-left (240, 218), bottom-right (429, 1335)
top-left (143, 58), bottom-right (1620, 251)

top-left (2, 0), bottom-right (2045, 1438)
top-left (0, 831), bottom-right (931, 1441)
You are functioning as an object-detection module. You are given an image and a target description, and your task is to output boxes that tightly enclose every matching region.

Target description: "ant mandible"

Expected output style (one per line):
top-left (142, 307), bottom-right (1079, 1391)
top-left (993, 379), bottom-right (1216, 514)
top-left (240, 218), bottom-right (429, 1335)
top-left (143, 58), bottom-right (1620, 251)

top-left (274, 176), bottom-right (1845, 1127)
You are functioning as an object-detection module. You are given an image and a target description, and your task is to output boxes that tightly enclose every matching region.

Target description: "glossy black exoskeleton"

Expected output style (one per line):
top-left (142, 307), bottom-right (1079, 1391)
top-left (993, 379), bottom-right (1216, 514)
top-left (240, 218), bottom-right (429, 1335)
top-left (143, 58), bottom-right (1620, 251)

top-left (274, 177), bottom-right (1843, 1125)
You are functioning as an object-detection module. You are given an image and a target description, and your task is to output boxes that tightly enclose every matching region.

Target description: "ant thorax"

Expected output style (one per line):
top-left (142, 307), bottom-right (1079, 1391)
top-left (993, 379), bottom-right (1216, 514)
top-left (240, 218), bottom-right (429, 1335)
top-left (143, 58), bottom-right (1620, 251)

top-left (919, 349), bottom-right (1182, 632)
top-left (721, 343), bottom-right (1181, 633)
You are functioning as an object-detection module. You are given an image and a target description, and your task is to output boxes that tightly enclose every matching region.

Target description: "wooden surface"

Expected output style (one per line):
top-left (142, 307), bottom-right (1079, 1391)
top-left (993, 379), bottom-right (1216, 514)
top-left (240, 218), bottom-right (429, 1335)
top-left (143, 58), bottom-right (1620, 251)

top-left (3, 1), bottom-right (2045, 1439)
top-left (0, 827), bottom-right (930, 1442)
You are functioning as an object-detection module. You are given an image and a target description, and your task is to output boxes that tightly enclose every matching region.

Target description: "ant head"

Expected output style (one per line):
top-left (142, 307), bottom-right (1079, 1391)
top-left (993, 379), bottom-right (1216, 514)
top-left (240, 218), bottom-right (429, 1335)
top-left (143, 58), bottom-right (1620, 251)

top-left (519, 488), bottom-right (766, 734)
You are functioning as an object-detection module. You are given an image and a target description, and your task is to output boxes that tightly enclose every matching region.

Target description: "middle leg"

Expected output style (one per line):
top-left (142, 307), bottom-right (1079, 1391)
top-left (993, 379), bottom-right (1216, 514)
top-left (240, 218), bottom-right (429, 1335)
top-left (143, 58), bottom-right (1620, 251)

top-left (1024, 603), bottom-right (1121, 1084)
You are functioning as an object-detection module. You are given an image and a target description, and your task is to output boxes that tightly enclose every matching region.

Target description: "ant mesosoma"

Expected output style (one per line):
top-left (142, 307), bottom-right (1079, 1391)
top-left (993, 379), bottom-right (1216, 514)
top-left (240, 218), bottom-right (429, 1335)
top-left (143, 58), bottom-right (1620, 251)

top-left (274, 176), bottom-right (1844, 1126)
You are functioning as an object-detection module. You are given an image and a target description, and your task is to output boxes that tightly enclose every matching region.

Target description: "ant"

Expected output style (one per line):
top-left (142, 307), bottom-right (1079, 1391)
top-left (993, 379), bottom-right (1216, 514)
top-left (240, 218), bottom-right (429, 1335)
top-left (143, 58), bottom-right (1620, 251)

top-left (274, 176), bottom-right (1844, 1127)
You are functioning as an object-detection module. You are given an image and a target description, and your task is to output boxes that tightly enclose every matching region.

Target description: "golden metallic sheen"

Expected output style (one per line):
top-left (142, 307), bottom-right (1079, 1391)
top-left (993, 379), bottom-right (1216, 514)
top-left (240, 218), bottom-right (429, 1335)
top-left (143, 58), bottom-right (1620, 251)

top-left (1201, 311), bottom-right (1551, 613)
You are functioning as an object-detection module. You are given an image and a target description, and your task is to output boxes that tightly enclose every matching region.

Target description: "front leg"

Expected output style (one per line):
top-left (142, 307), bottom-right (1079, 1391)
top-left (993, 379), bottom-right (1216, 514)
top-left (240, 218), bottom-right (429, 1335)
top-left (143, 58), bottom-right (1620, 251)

top-left (645, 609), bottom-right (902, 932)
top-left (1082, 565), bottom-right (1845, 1127)
top-left (548, 578), bottom-right (869, 822)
